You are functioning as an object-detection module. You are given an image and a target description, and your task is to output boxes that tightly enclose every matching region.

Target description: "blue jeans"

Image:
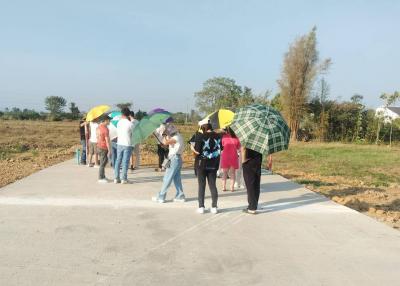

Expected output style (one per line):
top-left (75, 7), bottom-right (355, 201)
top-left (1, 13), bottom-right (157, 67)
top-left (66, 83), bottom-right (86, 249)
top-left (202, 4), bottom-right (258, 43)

top-left (157, 155), bottom-right (184, 200)
top-left (80, 139), bottom-right (87, 164)
top-left (111, 141), bottom-right (118, 167)
top-left (114, 145), bottom-right (133, 181)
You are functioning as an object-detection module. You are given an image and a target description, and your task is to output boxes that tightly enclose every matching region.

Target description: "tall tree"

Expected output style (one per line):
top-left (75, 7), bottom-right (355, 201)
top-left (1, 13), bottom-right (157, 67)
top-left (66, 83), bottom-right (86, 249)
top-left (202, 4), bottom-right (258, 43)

top-left (45, 96), bottom-right (66, 115)
top-left (69, 102), bottom-right (80, 118)
top-left (116, 102), bottom-right (133, 110)
top-left (315, 78), bottom-right (330, 141)
top-left (278, 26), bottom-right (331, 140)
top-left (350, 94), bottom-right (364, 141)
top-left (194, 77), bottom-right (242, 114)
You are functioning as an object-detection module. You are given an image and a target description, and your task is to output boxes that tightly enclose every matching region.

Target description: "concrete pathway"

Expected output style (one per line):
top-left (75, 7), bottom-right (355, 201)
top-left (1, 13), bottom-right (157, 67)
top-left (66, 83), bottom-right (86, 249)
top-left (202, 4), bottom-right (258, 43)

top-left (0, 160), bottom-right (399, 286)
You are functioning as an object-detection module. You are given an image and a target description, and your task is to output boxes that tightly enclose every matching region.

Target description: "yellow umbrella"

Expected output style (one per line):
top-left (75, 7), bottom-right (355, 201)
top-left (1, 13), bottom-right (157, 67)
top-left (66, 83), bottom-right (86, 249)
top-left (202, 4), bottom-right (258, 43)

top-left (205, 109), bottom-right (235, 129)
top-left (86, 105), bottom-right (111, 122)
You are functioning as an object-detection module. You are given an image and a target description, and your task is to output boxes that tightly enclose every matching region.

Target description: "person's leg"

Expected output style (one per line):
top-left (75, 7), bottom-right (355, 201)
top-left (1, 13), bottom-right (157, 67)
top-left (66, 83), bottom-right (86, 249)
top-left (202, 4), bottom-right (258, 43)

top-left (158, 160), bottom-right (177, 200)
top-left (206, 170), bottom-right (218, 208)
top-left (80, 139), bottom-right (87, 165)
top-left (98, 149), bottom-right (108, 179)
top-left (111, 141), bottom-right (118, 167)
top-left (94, 144), bottom-right (99, 166)
top-left (134, 144), bottom-right (140, 168)
top-left (197, 168), bottom-right (207, 208)
top-left (88, 143), bottom-right (93, 165)
top-left (114, 145), bottom-right (123, 180)
top-left (121, 146), bottom-right (133, 181)
top-left (172, 156), bottom-right (184, 199)
top-left (230, 167), bottom-right (236, 191)
top-left (243, 159), bottom-right (257, 210)
top-left (254, 157), bottom-right (262, 207)
top-left (221, 168), bottom-right (228, 191)
top-left (157, 145), bottom-right (164, 169)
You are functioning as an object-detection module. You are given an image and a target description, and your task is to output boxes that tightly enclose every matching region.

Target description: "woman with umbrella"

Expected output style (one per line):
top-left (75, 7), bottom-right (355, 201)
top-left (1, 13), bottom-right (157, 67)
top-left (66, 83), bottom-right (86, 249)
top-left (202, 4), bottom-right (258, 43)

top-left (230, 104), bottom-right (290, 214)
top-left (194, 119), bottom-right (222, 214)
top-left (152, 124), bottom-right (186, 203)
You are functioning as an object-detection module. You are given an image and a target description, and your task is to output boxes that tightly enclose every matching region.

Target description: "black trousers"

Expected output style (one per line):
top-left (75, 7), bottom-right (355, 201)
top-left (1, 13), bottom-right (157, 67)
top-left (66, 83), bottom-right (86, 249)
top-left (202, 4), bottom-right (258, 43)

top-left (197, 168), bottom-right (218, 208)
top-left (98, 148), bottom-right (108, 179)
top-left (243, 156), bottom-right (262, 211)
top-left (157, 144), bottom-right (169, 168)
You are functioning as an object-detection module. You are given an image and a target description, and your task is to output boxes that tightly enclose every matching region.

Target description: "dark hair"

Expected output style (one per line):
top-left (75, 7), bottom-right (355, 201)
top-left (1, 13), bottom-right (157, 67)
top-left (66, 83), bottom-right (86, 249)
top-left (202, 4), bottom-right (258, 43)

top-left (226, 127), bottom-right (237, 138)
top-left (200, 123), bottom-right (213, 133)
top-left (121, 107), bottom-right (131, 117)
top-left (130, 111), bottom-right (135, 117)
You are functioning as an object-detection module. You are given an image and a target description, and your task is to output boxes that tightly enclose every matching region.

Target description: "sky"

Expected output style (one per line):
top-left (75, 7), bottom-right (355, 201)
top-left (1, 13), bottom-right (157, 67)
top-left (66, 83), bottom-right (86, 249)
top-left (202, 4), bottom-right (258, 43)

top-left (0, 0), bottom-right (399, 113)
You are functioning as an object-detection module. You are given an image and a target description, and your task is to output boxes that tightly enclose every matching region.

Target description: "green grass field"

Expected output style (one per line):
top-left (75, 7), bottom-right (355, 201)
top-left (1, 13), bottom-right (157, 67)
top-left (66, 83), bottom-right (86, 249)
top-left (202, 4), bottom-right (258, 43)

top-left (274, 142), bottom-right (400, 188)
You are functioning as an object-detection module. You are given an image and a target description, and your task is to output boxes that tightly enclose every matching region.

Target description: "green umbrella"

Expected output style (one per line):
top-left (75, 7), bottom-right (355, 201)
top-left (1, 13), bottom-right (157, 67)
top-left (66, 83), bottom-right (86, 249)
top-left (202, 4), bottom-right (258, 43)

top-left (132, 112), bottom-right (172, 144)
top-left (230, 104), bottom-right (290, 155)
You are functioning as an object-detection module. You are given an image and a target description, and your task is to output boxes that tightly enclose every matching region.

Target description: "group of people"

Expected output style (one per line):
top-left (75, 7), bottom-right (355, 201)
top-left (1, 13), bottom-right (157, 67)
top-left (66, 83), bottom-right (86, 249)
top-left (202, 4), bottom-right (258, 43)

top-left (79, 108), bottom-right (140, 184)
top-left (79, 108), bottom-right (266, 215)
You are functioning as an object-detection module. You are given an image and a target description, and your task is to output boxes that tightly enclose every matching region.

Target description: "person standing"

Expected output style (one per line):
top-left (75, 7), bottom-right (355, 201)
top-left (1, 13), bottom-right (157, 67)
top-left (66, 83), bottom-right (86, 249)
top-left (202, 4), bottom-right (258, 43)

top-left (129, 111), bottom-right (140, 170)
top-left (114, 108), bottom-right (134, 184)
top-left (152, 124), bottom-right (185, 203)
top-left (242, 147), bottom-right (263, 214)
top-left (154, 124), bottom-right (169, 171)
top-left (188, 130), bottom-right (201, 176)
top-left (79, 117), bottom-right (88, 165)
top-left (88, 120), bottom-right (99, 167)
top-left (220, 127), bottom-right (241, 192)
top-left (194, 119), bottom-right (222, 214)
top-left (96, 116), bottom-right (111, 183)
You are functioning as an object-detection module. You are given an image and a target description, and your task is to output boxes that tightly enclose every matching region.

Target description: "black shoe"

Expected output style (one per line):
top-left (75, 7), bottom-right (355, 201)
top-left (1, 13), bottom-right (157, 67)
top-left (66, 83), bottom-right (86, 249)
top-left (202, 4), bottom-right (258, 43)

top-left (242, 209), bottom-right (257, 215)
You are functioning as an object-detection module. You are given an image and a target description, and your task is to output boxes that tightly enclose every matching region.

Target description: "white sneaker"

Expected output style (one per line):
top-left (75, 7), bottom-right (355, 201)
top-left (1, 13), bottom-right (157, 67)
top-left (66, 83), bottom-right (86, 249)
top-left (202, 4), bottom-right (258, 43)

top-left (113, 179), bottom-right (120, 184)
top-left (152, 197), bottom-right (166, 203)
top-left (234, 182), bottom-right (238, 189)
top-left (94, 165), bottom-right (100, 169)
top-left (210, 207), bottom-right (218, 214)
top-left (97, 178), bottom-right (108, 183)
top-left (121, 180), bottom-right (131, 184)
top-left (173, 197), bottom-right (186, 203)
top-left (197, 207), bottom-right (205, 214)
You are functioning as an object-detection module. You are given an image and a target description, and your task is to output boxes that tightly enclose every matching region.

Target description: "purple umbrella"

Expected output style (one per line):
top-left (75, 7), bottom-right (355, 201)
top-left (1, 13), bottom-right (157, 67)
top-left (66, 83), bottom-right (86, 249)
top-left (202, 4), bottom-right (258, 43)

top-left (148, 108), bottom-right (173, 123)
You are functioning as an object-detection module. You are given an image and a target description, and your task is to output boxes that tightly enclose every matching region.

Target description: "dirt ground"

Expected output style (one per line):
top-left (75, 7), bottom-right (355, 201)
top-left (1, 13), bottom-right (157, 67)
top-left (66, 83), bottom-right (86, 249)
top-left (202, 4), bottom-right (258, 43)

top-left (0, 120), bottom-right (399, 230)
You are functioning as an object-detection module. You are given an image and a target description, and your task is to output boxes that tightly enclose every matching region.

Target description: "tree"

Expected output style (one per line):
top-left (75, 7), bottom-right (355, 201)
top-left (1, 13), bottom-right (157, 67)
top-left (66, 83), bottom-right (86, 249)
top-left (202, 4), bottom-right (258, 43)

top-left (270, 93), bottom-right (283, 111)
top-left (116, 102), bottom-right (133, 110)
top-left (45, 96), bottom-right (66, 115)
top-left (315, 78), bottom-right (330, 141)
top-left (194, 77), bottom-right (243, 114)
top-left (69, 102), bottom-right (80, 118)
top-left (135, 109), bottom-right (147, 120)
top-left (277, 26), bottom-right (331, 140)
top-left (350, 94), bottom-right (364, 141)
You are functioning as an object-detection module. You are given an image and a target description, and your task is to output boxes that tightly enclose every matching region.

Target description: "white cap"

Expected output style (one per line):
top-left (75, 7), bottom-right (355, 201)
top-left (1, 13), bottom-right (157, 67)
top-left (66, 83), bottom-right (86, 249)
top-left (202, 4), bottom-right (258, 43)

top-left (198, 118), bottom-right (209, 126)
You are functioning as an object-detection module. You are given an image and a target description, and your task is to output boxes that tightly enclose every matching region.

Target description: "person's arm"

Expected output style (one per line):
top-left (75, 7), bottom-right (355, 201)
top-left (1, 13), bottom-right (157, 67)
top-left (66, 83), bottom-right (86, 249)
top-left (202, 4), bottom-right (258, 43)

top-left (163, 136), bottom-right (177, 146)
top-left (241, 146), bottom-right (247, 163)
top-left (193, 134), bottom-right (202, 155)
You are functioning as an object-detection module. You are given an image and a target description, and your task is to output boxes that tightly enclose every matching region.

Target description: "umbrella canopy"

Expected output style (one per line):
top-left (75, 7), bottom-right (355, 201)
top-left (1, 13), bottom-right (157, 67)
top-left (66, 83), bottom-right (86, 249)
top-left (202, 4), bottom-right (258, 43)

top-left (230, 104), bottom-right (290, 155)
top-left (147, 108), bottom-right (173, 123)
top-left (108, 111), bottom-right (122, 127)
top-left (86, 105), bottom-right (110, 122)
top-left (132, 112), bottom-right (172, 144)
top-left (204, 109), bottom-right (234, 130)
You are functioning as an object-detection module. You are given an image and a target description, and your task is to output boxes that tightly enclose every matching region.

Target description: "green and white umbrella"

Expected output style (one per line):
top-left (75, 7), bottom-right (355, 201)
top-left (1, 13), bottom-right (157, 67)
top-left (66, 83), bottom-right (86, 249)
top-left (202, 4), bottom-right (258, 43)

top-left (132, 112), bottom-right (172, 144)
top-left (230, 104), bottom-right (290, 155)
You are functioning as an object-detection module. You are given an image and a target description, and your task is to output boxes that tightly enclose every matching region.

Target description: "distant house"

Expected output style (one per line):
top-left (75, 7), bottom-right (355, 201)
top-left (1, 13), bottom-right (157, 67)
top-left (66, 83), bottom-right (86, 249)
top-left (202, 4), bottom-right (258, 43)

top-left (375, 106), bottom-right (400, 123)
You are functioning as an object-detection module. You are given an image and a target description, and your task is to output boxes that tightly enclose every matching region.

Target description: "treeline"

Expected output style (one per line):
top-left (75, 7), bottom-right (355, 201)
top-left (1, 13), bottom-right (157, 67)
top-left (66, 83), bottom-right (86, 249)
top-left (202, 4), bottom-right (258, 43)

top-left (0, 98), bottom-right (202, 124)
top-left (194, 26), bottom-right (399, 144)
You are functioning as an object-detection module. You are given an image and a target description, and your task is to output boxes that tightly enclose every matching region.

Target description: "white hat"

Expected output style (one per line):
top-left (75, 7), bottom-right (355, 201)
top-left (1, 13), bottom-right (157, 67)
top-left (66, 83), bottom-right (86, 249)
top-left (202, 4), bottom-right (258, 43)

top-left (198, 118), bottom-right (209, 126)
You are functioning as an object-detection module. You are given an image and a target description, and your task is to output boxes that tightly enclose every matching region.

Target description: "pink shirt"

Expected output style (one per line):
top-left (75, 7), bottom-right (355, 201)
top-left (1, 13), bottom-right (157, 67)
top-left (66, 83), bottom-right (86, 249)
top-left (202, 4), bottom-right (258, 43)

top-left (220, 134), bottom-right (241, 169)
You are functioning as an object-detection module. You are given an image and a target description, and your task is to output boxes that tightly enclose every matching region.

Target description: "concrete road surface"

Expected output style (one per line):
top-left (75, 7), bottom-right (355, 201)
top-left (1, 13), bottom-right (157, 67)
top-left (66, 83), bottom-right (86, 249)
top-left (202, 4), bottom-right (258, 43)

top-left (0, 160), bottom-right (399, 286)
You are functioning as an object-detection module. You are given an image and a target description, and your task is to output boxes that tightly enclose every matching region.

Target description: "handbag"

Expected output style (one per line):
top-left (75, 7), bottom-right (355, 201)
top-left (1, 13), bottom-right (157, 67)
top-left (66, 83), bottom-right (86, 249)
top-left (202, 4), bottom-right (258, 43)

top-left (162, 158), bottom-right (171, 169)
